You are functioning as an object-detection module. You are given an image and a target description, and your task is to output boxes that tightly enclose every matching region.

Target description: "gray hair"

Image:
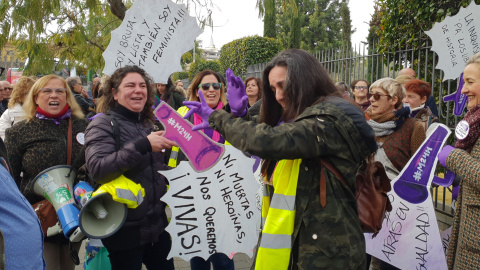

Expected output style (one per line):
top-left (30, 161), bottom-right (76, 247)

top-left (66, 76), bottom-right (81, 91)
top-left (370, 77), bottom-right (404, 109)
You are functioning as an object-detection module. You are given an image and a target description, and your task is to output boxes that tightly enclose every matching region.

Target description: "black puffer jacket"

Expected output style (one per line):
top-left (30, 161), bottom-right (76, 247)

top-left (85, 105), bottom-right (168, 251)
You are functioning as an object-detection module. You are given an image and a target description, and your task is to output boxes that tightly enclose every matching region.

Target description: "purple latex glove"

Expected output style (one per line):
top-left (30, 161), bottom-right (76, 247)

top-left (438, 145), bottom-right (455, 168)
top-left (226, 68), bottom-right (248, 117)
top-left (183, 91), bottom-right (214, 131)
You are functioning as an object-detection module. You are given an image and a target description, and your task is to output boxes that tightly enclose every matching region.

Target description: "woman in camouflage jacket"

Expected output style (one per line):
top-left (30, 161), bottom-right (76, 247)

top-left (186, 49), bottom-right (377, 269)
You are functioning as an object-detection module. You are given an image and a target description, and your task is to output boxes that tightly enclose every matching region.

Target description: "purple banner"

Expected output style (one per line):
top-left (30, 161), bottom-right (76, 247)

top-left (393, 125), bottom-right (449, 204)
top-left (443, 73), bottom-right (467, 116)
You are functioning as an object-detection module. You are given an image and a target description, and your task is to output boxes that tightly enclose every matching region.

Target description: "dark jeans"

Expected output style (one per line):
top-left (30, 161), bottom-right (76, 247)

top-left (107, 231), bottom-right (174, 270)
top-left (190, 253), bottom-right (235, 270)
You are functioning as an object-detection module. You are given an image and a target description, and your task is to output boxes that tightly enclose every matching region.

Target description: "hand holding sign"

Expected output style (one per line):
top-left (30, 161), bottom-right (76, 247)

top-left (154, 102), bottom-right (222, 172)
top-left (226, 69), bottom-right (248, 117)
top-left (147, 131), bottom-right (177, 152)
top-left (393, 125), bottom-right (450, 204)
top-left (154, 102), bottom-right (260, 261)
top-left (183, 91), bottom-right (214, 131)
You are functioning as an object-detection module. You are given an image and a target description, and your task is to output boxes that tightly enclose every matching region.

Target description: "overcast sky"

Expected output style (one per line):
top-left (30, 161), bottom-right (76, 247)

top-left (195, 0), bottom-right (376, 49)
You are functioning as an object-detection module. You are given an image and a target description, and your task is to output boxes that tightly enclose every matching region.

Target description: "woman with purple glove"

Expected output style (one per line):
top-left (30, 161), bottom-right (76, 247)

top-left (167, 69), bottom-right (234, 270)
top-left (438, 52), bottom-right (480, 269)
top-left (184, 49), bottom-right (377, 269)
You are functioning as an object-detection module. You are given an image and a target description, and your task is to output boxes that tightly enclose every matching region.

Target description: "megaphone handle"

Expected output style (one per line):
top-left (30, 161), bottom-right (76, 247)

top-left (89, 199), bottom-right (108, 219)
top-left (69, 241), bottom-right (80, 265)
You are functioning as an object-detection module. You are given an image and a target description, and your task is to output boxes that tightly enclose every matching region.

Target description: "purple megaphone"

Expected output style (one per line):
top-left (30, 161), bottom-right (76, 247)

top-left (154, 102), bottom-right (224, 172)
top-left (393, 125), bottom-right (450, 204)
top-left (443, 73), bottom-right (467, 116)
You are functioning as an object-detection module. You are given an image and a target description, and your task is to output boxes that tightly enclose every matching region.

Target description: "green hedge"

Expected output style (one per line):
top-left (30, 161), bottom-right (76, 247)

top-left (173, 71), bottom-right (189, 81)
top-left (219, 35), bottom-right (282, 77)
top-left (188, 60), bottom-right (221, 80)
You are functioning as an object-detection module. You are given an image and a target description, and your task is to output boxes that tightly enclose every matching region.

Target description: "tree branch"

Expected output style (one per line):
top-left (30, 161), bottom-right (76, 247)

top-left (107, 0), bottom-right (126, 20)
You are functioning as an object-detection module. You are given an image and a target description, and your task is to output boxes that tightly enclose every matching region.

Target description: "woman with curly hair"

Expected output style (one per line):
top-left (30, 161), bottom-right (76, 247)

top-left (85, 65), bottom-right (176, 270)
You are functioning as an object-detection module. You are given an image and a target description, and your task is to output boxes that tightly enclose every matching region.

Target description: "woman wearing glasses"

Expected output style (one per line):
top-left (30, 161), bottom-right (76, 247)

top-left (351, 79), bottom-right (370, 111)
top-left (5, 74), bottom-right (88, 270)
top-left (168, 69), bottom-right (234, 270)
top-left (365, 78), bottom-right (425, 269)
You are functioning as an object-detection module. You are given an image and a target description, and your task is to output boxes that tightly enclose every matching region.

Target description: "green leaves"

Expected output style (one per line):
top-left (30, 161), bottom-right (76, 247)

top-left (219, 35), bottom-right (281, 77)
top-left (374, 0), bottom-right (480, 52)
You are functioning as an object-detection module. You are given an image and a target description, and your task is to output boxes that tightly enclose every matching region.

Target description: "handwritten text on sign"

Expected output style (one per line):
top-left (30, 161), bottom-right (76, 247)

top-left (102, 0), bottom-right (202, 83)
top-left (425, 1), bottom-right (480, 80)
top-left (366, 124), bottom-right (451, 270)
top-left (160, 146), bottom-right (260, 261)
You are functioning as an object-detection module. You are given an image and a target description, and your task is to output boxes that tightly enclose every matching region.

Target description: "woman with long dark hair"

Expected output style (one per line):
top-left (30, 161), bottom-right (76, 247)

top-left (185, 49), bottom-right (377, 269)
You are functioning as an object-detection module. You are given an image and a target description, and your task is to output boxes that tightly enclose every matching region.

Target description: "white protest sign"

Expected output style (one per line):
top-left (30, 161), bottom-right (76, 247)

top-left (365, 124), bottom-right (451, 270)
top-left (102, 0), bottom-right (202, 83)
top-left (160, 145), bottom-right (260, 261)
top-left (425, 1), bottom-right (480, 81)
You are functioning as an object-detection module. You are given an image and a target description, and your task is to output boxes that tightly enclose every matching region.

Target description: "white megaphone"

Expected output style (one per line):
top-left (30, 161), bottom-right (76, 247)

top-left (32, 165), bottom-right (79, 238)
top-left (75, 182), bottom-right (127, 239)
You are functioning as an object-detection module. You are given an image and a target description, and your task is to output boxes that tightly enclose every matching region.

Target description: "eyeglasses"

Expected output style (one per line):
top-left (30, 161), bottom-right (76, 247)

top-left (199, 82), bottom-right (222, 91)
top-left (5, 87), bottom-right (12, 91)
top-left (370, 92), bottom-right (391, 101)
top-left (355, 86), bottom-right (368, 90)
top-left (40, 88), bottom-right (67, 95)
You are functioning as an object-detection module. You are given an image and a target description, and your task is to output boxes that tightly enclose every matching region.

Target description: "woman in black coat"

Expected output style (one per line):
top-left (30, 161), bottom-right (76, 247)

top-left (85, 66), bottom-right (177, 270)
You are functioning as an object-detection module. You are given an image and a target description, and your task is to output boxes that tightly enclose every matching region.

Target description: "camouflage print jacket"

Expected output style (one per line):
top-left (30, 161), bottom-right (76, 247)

top-left (208, 97), bottom-right (376, 270)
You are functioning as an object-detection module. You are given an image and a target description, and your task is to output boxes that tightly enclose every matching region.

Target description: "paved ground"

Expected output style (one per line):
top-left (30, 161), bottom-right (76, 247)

top-left (75, 240), bottom-right (253, 270)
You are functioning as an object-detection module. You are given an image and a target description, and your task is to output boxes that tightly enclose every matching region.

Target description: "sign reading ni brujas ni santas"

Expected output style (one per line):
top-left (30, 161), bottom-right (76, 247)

top-left (365, 124), bottom-right (451, 270)
top-left (154, 102), bottom-right (261, 261)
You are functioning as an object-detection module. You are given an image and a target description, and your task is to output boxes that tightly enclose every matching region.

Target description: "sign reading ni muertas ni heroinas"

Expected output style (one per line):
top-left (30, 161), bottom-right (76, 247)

top-left (160, 145), bottom-right (260, 261)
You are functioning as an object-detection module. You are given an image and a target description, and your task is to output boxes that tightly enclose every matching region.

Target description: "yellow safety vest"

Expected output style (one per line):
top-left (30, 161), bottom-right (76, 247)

top-left (93, 175), bottom-right (145, 209)
top-left (256, 159), bottom-right (301, 270)
top-left (168, 106), bottom-right (230, 168)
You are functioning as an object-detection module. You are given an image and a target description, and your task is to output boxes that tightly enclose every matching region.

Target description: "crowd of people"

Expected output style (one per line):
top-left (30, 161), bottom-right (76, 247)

top-left (0, 48), bottom-right (479, 270)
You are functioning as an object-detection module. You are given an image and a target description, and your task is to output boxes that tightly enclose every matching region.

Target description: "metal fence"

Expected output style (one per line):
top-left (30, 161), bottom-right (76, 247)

top-left (245, 41), bottom-right (460, 220)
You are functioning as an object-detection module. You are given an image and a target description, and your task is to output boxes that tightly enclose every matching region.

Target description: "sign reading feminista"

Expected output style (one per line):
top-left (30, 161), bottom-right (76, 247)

top-left (365, 124), bottom-right (451, 270)
top-left (102, 0), bottom-right (202, 83)
top-left (155, 103), bottom-right (260, 261)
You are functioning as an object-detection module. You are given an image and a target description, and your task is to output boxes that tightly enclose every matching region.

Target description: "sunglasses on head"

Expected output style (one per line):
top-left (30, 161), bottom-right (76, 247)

top-left (199, 82), bottom-right (222, 91)
top-left (370, 92), bottom-right (391, 101)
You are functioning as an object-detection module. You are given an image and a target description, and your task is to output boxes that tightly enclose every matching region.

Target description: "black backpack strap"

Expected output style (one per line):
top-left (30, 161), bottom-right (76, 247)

top-left (107, 113), bottom-right (120, 151)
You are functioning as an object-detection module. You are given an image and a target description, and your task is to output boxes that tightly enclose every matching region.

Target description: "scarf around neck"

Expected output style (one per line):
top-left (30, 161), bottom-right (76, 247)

top-left (193, 101), bottom-right (224, 143)
top-left (36, 104), bottom-right (71, 125)
top-left (366, 106), bottom-right (410, 137)
top-left (455, 105), bottom-right (480, 152)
